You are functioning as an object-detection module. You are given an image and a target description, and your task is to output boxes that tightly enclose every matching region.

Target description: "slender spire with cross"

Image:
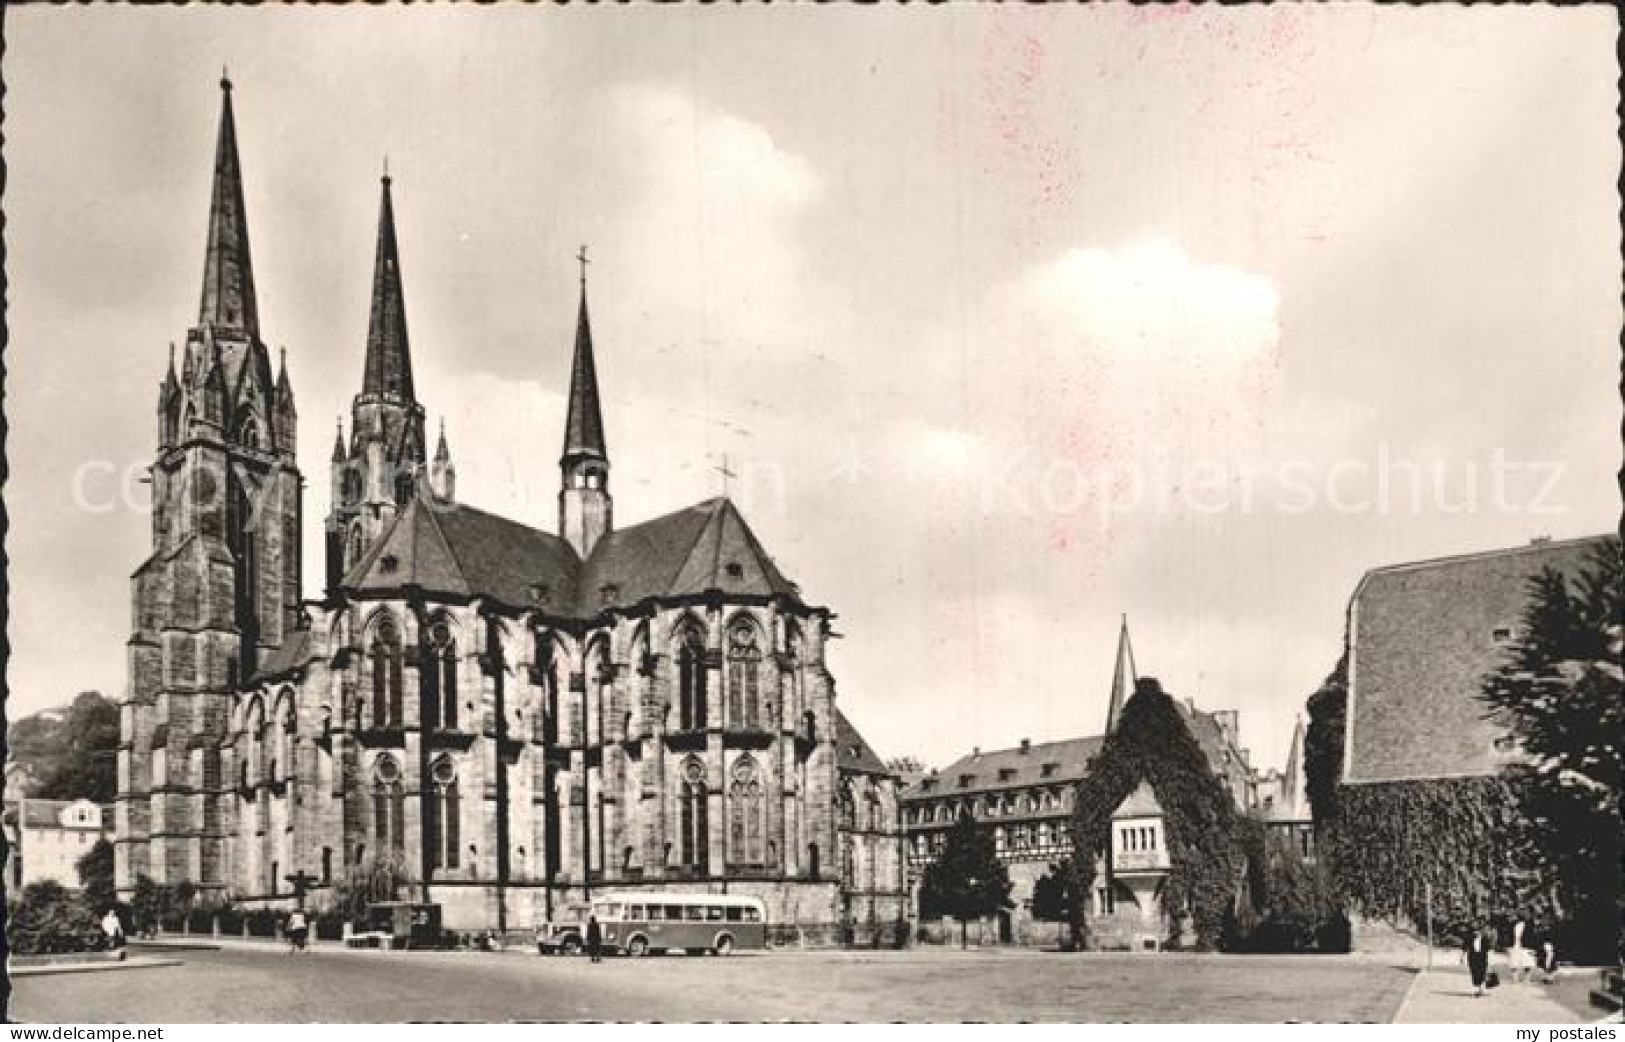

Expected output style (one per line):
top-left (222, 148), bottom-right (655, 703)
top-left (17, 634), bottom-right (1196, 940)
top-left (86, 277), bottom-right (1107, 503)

top-left (576, 243), bottom-right (590, 287)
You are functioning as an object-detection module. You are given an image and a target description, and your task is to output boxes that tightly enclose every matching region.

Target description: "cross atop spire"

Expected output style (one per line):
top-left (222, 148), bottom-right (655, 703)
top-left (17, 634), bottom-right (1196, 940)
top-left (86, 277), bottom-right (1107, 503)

top-left (1105, 614), bottom-right (1137, 734)
top-left (561, 252), bottom-right (607, 465)
top-left (197, 73), bottom-right (259, 338)
top-left (360, 168), bottom-right (415, 402)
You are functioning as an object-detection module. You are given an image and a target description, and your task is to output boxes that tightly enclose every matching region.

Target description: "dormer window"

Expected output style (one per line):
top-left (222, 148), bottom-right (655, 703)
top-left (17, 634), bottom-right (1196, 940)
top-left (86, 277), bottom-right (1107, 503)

top-left (528, 583), bottom-right (550, 604)
top-left (1041, 763), bottom-right (1059, 778)
top-left (1492, 626), bottom-right (1514, 643)
top-left (380, 555), bottom-right (399, 575)
top-left (957, 774), bottom-right (974, 789)
top-left (600, 583), bottom-right (620, 605)
top-left (998, 768), bottom-right (1016, 782)
top-left (725, 561), bottom-right (744, 579)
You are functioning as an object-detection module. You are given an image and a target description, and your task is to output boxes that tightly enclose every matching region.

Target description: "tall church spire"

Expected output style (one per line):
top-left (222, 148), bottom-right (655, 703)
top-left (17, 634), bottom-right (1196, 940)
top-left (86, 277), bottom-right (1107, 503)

top-left (361, 168), bottom-right (415, 402)
top-left (562, 247), bottom-right (607, 466)
top-left (1105, 615), bottom-right (1137, 734)
top-left (197, 72), bottom-right (259, 337)
top-left (559, 246), bottom-right (612, 558)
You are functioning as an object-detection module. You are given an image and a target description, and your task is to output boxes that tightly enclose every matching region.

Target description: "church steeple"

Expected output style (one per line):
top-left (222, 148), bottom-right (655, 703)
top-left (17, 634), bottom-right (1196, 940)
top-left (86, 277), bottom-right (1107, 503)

top-left (1105, 615), bottom-right (1137, 734)
top-left (361, 168), bottom-right (415, 403)
top-left (197, 72), bottom-right (259, 338)
top-left (562, 253), bottom-right (607, 468)
top-left (559, 247), bottom-right (612, 558)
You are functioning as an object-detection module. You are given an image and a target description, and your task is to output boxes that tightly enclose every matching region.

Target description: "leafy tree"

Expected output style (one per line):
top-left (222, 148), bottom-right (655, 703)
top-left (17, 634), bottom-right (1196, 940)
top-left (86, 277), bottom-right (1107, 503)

top-left (918, 811), bottom-right (1012, 948)
top-left (1303, 656), bottom-right (1348, 830)
top-left (334, 852), bottom-right (416, 927)
top-left (1236, 829), bottom-right (1345, 952)
top-left (20, 692), bottom-right (120, 804)
top-left (1478, 541), bottom-right (1623, 961)
top-left (6, 881), bottom-right (104, 955)
top-left (76, 838), bottom-right (117, 915)
top-left (1068, 677), bottom-right (1248, 950)
top-left (129, 874), bottom-right (171, 936)
top-left (1030, 858), bottom-right (1079, 923)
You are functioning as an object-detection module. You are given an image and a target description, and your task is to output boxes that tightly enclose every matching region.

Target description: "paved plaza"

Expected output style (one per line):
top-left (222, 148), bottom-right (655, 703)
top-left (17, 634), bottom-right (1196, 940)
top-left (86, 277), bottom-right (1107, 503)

top-left (10, 942), bottom-right (1427, 1023)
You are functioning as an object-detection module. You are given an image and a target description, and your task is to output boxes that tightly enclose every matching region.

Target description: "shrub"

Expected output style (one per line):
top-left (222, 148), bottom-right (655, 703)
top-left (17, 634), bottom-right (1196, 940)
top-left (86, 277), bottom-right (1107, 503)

top-left (6, 881), bottom-right (104, 955)
top-left (245, 909), bottom-right (279, 937)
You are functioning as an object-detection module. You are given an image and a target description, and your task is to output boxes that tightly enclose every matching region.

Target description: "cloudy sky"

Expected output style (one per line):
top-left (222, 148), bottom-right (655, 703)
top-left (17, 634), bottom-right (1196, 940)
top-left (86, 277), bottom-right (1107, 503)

top-left (5, 6), bottom-right (1619, 774)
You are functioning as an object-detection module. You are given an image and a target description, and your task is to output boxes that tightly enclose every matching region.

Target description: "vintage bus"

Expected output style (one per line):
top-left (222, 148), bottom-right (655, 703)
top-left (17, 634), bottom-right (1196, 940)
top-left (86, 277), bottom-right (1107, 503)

top-left (537, 892), bottom-right (767, 956)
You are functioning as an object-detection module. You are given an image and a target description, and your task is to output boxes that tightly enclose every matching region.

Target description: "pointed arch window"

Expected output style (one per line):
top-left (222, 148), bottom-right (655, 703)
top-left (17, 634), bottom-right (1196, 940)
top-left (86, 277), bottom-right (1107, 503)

top-left (425, 757), bottom-right (460, 870)
top-left (371, 755), bottom-right (405, 856)
top-left (424, 620), bottom-right (457, 730)
top-left (370, 618), bottom-right (403, 728)
top-left (728, 756), bottom-right (765, 866)
top-left (536, 631), bottom-right (560, 745)
top-left (726, 620), bottom-right (763, 730)
top-left (676, 624), bottom-right (707, 731)
top-left (678, 757), bottom-right (708, 872)
top-left (236, 414), bottom-right (263, 452)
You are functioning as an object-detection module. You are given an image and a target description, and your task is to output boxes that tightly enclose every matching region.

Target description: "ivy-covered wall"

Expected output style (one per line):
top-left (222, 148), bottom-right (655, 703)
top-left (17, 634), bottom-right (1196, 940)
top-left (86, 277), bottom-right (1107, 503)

top-left (1069, 678), bottom-right (1248, 951)
top-left (1328, 775), bottom-right (1553, 946)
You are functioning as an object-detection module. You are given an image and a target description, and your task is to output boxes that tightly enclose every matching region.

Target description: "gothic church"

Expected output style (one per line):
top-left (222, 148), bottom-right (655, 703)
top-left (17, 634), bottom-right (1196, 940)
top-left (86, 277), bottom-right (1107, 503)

top-left (117, 78), bottom-right (908, 944)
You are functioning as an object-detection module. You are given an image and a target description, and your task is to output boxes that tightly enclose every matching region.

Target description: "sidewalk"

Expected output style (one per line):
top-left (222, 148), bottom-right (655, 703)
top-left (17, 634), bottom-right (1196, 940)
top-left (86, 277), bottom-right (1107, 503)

top-left (1395, 967), bottom-right (1586, 1024)
top-left (9, 956), bottom-right (183, 978)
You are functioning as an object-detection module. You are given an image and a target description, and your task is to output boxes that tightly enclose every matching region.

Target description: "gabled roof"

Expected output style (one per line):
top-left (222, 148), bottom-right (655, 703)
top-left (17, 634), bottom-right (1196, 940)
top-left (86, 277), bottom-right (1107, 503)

top-left (579, 497), bottom-right (801, 609)
top-left (342, 493), bottom-right (806, 619)
top-left (834, 708), bottom-right (890, 776)
top-left (344, 493), bottom-right (580, 609)
top-left (1345, 534), bottom-right (1615, 785)
top-left (1113, 780), bottom-right (1162, 819)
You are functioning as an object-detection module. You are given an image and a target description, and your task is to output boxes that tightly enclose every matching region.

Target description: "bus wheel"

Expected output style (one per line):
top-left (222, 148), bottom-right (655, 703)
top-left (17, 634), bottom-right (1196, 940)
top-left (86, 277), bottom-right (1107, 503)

top-left (627, 935), bottom-right (650, 958)
top-left (713, 935), bottom-right (734, 956)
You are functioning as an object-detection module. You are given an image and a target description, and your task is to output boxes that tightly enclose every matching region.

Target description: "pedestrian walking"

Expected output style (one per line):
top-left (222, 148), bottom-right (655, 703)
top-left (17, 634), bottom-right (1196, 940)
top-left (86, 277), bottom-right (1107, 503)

top-left (287, 909), bottom-right (309, 954)
top-left (585, 914), bottom-right (603, 963)
top-left (1508, 917), bottom-right (1531, 983)
top-left (101, 908), bottom-right (124, 950)
top-left (1465, 925), bottom-right (1491, 997)
top-left (1537, 938), bottom-right (1559, 984)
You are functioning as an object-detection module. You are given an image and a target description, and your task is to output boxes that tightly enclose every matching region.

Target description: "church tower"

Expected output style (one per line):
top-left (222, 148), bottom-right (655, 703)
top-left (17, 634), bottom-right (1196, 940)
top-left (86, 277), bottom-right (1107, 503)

top-left (122, 75), bottom-right (304, 896)
top-left (326, 169), bottom-right (440, 589)
top-left (559, 257), bottom-right (612, 557)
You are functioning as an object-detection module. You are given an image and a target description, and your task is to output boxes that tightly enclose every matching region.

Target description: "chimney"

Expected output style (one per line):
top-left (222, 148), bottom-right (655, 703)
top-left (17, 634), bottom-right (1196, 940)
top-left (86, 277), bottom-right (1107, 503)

top-left (1019, 738), bottom-right (1031, 754)
top-left (972, 746), bottom-right (980, 759)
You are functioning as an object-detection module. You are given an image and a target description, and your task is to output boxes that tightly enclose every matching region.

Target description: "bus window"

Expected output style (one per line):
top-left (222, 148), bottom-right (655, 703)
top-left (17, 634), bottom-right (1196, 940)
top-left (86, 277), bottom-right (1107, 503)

top-left (744, 906), bottom-right (762, 923)
top-left (685, 906), bottom-right (705, 922)
top-left (646, 906), bottom-right (664, 921)
top-left (627, 905), bottom-right (644, 920)
top-left (595, 903), bottom-right (621, 920)
top-left (665, 905), bottom-right (684, 921)
top-left (725, 906), bottom-right (743, 922)
top-left (707, 906), bottom-right (724, 921)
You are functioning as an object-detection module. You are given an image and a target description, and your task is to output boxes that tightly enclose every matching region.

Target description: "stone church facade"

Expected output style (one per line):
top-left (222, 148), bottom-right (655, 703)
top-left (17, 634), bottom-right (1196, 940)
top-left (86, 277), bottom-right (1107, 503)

top-left (116, 78), bottom-right (908, 944)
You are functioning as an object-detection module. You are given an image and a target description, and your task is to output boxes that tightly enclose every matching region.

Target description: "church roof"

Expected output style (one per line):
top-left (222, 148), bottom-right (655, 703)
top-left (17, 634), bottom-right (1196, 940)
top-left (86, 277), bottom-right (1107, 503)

top-left (834, 708), bottom-right (890, 776)
top-left (340, 493), bottom-right (802, 617)
top-left (579, 497), bottom-right (801, 609)
top-left (197, 75), bottom-right (258, 339)
top-left (1345, 534), bottom-right (1614, 785)
top-left (343, 493), bottom-right (581, 608)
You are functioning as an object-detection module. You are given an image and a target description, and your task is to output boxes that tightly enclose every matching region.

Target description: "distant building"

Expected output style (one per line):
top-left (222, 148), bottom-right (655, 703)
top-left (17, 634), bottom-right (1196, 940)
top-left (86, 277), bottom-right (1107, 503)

top-left (3, 798), bottom-right (115, 891)
top-left (901, 620), bottom-right (1259, 946)
top-left (1256, 717), bottom-right (1313, 862)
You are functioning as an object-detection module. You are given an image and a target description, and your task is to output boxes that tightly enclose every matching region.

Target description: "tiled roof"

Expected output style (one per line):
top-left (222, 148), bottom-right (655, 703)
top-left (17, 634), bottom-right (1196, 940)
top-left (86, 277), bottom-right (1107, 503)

top-left (342, 493), bottom-right (803, 618)
top-left (1345, 535), bottom-right (1615, 785)
top-left (1113, 781), bottom-right (1162, 818)
top-left (834, 708), bottom-right (890, 775)
top-left (901, 736), bottom-right (1105, 801)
